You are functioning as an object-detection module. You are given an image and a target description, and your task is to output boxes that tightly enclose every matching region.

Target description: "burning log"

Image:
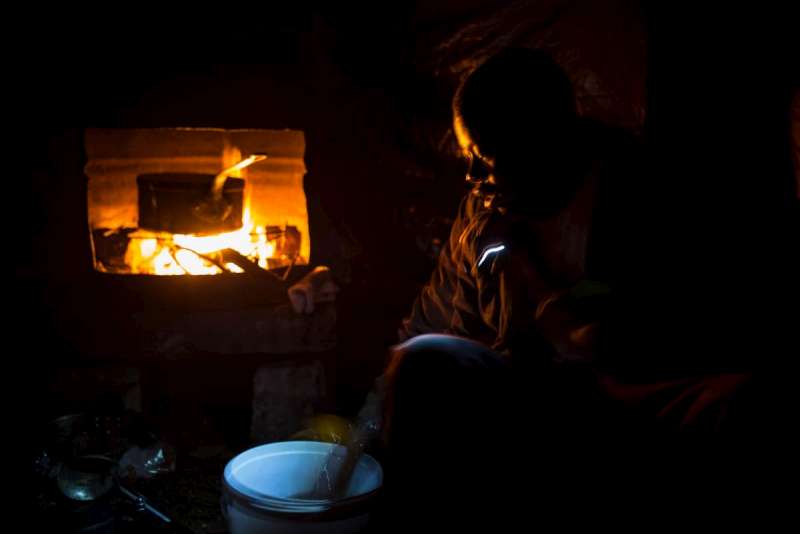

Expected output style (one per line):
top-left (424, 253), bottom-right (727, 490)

top-left (220, 248), bottom-right (285, 282)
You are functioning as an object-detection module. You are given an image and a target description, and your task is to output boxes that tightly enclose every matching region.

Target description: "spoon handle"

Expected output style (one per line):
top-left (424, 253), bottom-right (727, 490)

top-left (210, 154), bottom-right (267, 199)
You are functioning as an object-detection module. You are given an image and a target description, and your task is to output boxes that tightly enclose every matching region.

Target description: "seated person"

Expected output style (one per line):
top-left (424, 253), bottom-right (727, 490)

top-left (357, 48), bottom-right (759, 529)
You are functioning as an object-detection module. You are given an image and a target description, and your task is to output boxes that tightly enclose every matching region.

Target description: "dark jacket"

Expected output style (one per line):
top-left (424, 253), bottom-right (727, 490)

top-left (399, 122), bottom-right (645, 373)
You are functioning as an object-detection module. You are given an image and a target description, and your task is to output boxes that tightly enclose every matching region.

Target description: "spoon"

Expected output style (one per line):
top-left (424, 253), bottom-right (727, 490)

top-left (193, 153), bottom-right (268, 224)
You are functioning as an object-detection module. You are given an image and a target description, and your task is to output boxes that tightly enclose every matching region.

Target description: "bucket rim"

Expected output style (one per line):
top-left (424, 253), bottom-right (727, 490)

top-left (222, 440), bottom-right (383, 520)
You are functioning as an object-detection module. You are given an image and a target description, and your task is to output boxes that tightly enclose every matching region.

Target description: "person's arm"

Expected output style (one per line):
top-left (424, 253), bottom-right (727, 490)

top-left (399, 195), bottom-right (485, 341)
top-left (533, 280), bottom-right (612, 364)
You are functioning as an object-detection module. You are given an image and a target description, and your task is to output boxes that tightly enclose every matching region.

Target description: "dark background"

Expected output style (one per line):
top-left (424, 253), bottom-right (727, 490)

top-left (11, 0), bottom-right (798, 470)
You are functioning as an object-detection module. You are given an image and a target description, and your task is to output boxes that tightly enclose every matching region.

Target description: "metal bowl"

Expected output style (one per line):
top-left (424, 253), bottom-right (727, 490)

top-left (57, 455), bottom-right (117, 501)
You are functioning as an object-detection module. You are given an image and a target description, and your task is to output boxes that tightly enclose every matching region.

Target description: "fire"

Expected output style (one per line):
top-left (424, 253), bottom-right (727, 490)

top-left (86, 129), bottom-right (310, 275)
top-left (125, 209), bottom-right (279, 275)
top-left (119, 146), bottom-right (282, 275)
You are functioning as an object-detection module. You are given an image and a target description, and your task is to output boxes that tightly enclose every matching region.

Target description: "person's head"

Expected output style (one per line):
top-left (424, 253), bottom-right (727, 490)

top-left (453, 47), bottom-right (586, 217)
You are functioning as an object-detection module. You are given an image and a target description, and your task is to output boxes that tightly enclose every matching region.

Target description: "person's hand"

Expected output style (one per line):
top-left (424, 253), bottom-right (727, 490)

top-left (534, 289), bottom-right (604, 362)
top-left (288, 266), bottom-right (339, 314)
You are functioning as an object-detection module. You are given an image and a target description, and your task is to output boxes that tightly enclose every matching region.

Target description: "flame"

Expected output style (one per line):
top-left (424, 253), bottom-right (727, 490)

top-left (125, 209), bottom-right (280, 275)
top-left (113, 147), bottom-right (296, 275)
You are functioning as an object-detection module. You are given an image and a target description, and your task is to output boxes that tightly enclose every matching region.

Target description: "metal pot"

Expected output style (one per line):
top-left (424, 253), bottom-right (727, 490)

top-left (137, 153), bottom-right (267, 235)
top-left (137, 173), bottom-right (245, 235)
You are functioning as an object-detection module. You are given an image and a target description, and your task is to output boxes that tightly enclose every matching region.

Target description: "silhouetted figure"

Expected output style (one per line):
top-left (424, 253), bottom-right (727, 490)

top-left (365, 48), bottom-right (785, 531)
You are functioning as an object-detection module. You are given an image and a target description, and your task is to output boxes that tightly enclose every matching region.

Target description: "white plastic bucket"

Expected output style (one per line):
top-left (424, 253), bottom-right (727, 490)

top-left (222, 441), bottom-right (383, 534)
